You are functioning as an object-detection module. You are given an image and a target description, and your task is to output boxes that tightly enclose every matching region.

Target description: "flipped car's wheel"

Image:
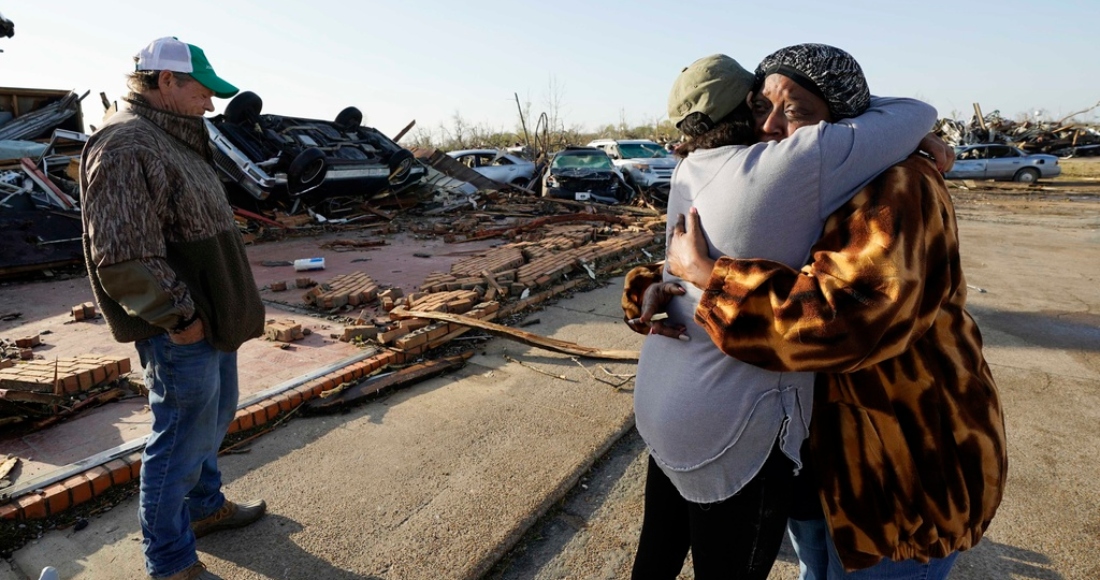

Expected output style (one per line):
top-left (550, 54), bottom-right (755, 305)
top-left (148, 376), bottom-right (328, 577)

top-left (288, 147), bottom-right (327, 194)
top-left (387, 149), bottom-right (416, 185)
top-left (225, 91), bottom-right (262, 125)
top-left (335, 107), bottom-right (363, 131)
top-left (1013, 167), bottom-right (1040, 183)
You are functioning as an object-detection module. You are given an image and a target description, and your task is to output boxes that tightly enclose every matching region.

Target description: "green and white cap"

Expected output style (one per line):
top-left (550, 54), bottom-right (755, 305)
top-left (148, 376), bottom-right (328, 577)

top-left (135, 37), bottom-right (239, 98)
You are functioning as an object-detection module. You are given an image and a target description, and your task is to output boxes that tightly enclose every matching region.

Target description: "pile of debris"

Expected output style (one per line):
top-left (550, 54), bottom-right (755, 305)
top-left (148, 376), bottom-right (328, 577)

top-left (935, 102), bottom-right (1100, 158)
top-left (0, 87), bottom-right (89, 277)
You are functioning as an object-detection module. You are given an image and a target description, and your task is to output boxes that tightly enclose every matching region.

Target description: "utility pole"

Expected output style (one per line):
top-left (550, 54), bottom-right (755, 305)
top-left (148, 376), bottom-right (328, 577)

top-left (514, 92), bottom-right (531, 150)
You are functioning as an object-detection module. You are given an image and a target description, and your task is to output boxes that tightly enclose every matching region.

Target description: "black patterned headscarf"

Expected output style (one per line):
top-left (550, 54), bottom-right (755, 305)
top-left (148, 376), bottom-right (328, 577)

top-left (754, 43), bottom-right (870, 120)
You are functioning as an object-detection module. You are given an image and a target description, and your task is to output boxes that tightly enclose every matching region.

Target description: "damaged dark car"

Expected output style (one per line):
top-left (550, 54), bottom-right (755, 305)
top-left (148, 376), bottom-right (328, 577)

top-left (541, 146), bottom-right (631, 205)
top-left (206, 91), bottom-right (425, 201)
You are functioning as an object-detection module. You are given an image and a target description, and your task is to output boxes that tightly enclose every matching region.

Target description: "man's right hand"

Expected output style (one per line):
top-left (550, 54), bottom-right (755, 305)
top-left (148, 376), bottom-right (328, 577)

top-left (918, 133), bottom-right (955, 173)
top-left (626, 282), bottom-right (689, 340)
top-left (168, 317), bottom-right (205, 345)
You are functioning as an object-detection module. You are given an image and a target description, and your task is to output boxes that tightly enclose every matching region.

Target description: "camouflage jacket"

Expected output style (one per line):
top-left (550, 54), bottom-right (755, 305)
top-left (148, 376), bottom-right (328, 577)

top-left (80, 95), bottom-right (264, 351)
top-left (623, 155), bottom-right (1007, 571)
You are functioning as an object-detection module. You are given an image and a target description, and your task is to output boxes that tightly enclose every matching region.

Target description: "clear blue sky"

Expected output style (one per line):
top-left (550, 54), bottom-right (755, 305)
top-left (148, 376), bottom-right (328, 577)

top-left (3, 1), bottom-right (1098, 139)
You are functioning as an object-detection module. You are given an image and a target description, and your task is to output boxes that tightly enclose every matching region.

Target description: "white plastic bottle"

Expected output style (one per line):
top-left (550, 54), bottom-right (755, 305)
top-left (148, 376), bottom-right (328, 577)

top-left (293, 257), bottom-right (326, 272)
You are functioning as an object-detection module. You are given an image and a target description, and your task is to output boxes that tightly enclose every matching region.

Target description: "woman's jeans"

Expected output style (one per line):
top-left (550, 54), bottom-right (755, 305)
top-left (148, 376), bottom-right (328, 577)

top-left (788, 517), bottom-right (959, 580)
top-left (631, 447), bottom-right (795, 580)
top-left (135, 334), bottom-right (238, 578)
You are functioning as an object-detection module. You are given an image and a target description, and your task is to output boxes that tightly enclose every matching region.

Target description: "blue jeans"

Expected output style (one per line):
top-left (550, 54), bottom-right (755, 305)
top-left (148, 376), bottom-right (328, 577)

top-left (135, 334), bottom-right (238, 578)
top-left (788, 518), bottom-right (959, 580)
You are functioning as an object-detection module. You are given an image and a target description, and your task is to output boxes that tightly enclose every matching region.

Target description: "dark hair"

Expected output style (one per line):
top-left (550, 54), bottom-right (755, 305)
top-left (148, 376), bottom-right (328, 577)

top-left (125, 69), bottom-right (194, 93)
top-left (675, 101), bottom-right (756, 158)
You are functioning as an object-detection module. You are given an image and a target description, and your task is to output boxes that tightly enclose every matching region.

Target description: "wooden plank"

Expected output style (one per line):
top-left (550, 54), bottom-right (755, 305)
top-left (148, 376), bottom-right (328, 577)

top-left (390, 307), bottom-right (639, 361)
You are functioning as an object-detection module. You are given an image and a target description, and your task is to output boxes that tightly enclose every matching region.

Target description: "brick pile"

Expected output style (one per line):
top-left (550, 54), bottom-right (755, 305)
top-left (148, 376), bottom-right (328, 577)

top-left (265, 320), bottom-right (306, 343)
top-left (302, 271), bottom-right (380, 309)
top-left (390, 301), bottom-right (501, 355)
top-left (70, 302), bottom-right (96, 321)
top-left (448, 246), bottom-right (525, 278)
top-left (0, 355), bottom-right (132, 395)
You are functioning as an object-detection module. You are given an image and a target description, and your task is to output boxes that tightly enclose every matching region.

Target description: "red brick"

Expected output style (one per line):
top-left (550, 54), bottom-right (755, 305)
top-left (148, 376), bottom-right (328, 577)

top-left (0, 502), bottom-right (19, 520)
top-left (63, 475), bottom-right (94, 507)
top-left (237, 410), bottom-right (254, 431)
top-left (247, 405), bottom-right (267, 427)
top-left (76, 369), bottom-right (94, 390)
top-left (287, 390), bottom-right (303, 407)
top-left (116, 357), bottom-right (132, 374)
top-left (341, 325), bottom-right (374, 343)
top-left (86, 466), bottom-right (113, 496)
top-left (426, 325), bottom-right (450, 342)
top-left (263, 401), bottom-right (280, 421)
top-left (41, 483), bottom-right (70, 516)
top-left (275, 393), bottom-right (295, 413)
top-left (104, 459), bottom-right (131, 485)
top-left (90, 364), bottom-right (108, 384)
top-left (293, 385), bottom-right (314, 402)
top-left (102, 361), bottom-right (120, 383)
top-left (395, 331), bottom-right (428, 350)
top-left (71, 306), bottom-right (85, 321)
top-left (16, 494), bottom-right (46, 520)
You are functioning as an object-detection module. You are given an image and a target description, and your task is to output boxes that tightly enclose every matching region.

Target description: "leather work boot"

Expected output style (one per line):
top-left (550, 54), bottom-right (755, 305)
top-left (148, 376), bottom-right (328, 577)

top-left (151, 561), bottom-right (222, 580)
top-left (190, 499), bottom-right (267, 539)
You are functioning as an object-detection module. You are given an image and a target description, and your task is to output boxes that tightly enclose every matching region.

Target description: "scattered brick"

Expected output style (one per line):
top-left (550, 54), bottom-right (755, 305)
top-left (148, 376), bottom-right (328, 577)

top-left (265, 320), bottom-right (305, 343)
top-left (15, 336), bottom-right (40, 349)
top-left (303, 272), bottom-right (379, 309)
top-left (341, 325), bottom-right (375, 343)
top-left (270, 281), bottom-right (288, 292)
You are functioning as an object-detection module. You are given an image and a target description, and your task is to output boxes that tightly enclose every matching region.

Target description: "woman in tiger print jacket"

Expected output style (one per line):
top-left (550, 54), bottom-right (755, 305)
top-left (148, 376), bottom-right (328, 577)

top-left (623, 154), bottom-right (1007, 573)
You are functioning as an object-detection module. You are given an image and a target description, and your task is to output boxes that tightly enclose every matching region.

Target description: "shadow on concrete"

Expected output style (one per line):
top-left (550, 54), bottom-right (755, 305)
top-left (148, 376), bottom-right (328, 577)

top-left (199, 514), bottom-right (380, 579)
top-left (955, 536), bottom-right (1065, 580)
top-left (968, 305), bottom-right (1100, 353)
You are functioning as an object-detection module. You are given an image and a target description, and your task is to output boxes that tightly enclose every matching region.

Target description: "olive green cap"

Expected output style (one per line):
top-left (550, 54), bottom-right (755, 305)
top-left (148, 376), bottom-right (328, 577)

top-left (667, 54), bottom-right (755, 127)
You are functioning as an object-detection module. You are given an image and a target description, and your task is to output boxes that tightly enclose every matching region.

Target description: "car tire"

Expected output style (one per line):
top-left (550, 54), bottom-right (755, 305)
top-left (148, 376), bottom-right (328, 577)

top-left (287, 147), bottom-right (327, 193)
top-left (225, 91), bottom-right (262, 125)
top-left (1013, 168), bottom-right (1040, 183)
top-left (335, 107), bottom-right (363, 131)
top-left (387, 149), bottom-right (416, 185)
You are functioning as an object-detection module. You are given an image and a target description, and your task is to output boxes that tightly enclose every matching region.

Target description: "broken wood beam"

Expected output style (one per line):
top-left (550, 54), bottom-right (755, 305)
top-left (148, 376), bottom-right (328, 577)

top-left (390, 307), bottom-right (640, 360)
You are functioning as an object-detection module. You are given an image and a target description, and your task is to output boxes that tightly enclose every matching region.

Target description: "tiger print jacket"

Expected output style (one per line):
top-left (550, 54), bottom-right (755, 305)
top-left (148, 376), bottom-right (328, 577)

top-left (622, 155), bottom-right (1007, 571)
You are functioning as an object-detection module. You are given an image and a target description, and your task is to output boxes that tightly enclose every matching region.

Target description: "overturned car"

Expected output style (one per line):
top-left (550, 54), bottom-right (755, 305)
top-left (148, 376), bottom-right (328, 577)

top-left (541, 146), bottom-right (631, 205)
top-left (206, 91), bottom-right (425, 200)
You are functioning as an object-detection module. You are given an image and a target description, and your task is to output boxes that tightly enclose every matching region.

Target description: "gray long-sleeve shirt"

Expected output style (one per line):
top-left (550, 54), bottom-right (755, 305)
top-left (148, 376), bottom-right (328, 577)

top-left (634, 96), bottom-right (936, 503)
